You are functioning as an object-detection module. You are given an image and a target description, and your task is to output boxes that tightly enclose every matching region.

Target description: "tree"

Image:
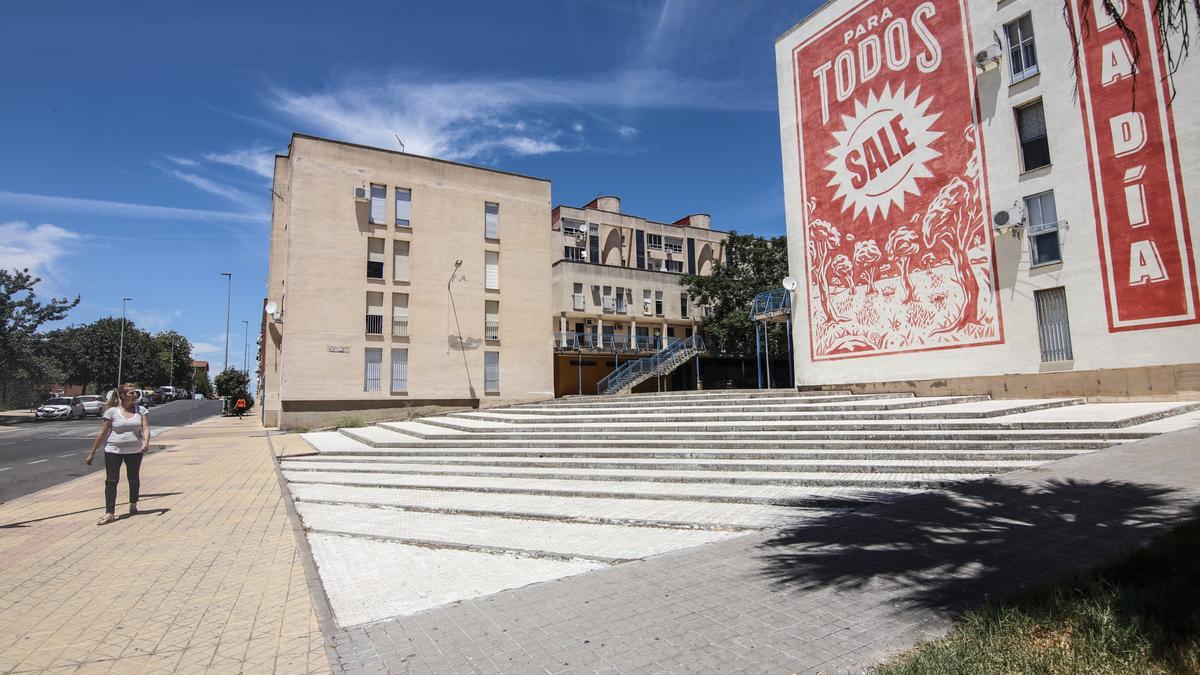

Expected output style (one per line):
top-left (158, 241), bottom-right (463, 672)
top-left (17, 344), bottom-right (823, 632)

top-left (852, 239), bottom-right (882, 295)
top-left (215, 368), bottom-right (251, 408)
top-left (682, 232), bottom-right (790, 356)
top-left (152, 331), bottom-right (194, 389)
top-left (829, 254), bottom-right (853, 290)
top-left (886, 225), bottom-right (921, 303)
top-left (192, 370), bottom-right (214, 397)
top-left (0, 269), bottom-right (78, 405)
top-left (806, 220), bottom-right (846, 323)
top-left (921, 177), bottom-right (984, 334)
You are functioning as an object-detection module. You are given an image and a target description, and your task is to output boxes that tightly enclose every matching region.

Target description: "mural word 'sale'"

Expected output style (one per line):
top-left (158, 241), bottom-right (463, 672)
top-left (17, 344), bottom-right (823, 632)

top-left (790, 0), bottom-right (1003, 360)
top-left (1068, 0), bottom-right (1198, 331)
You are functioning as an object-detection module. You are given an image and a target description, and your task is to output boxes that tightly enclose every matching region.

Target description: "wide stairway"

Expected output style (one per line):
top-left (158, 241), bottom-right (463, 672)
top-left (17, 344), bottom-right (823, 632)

top-left (280, 390), bottom-right (1200, 626)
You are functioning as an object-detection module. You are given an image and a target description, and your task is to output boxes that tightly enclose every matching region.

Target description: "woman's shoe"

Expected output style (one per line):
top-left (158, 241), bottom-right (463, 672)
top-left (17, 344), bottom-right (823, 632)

top-left (96, 513), bottom-right (116, 526)
top-left (128, 503), bottom-right (139, 516)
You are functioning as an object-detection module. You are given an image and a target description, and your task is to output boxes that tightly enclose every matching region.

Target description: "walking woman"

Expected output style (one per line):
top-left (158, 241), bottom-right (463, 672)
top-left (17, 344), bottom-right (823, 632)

top-left (85, 383), bottom-right (150, 525)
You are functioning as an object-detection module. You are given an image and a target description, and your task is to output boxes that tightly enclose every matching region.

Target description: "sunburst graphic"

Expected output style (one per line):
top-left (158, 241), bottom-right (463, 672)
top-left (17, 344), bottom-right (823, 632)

top-left (824, 83), bottom-right (943, 221)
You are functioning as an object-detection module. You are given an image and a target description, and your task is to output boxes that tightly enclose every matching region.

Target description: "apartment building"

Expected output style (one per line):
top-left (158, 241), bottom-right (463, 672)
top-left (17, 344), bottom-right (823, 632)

top-left (262, 134), bottom-right (554, 429)
top-left (550, 196), bottom-right (729, 396)
top-left (776, 0), bottom-right (1199, 399)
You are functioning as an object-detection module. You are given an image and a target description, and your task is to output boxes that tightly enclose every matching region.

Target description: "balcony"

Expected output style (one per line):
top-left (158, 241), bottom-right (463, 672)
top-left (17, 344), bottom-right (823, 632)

top-left (485, 321), bottom-right (500, 341)
top-left (392, 319), bottom-right (409, 337)
top-left (554, 332), bottom-right (670, 353)
top-left (366, 314), bottom-right (384, 335)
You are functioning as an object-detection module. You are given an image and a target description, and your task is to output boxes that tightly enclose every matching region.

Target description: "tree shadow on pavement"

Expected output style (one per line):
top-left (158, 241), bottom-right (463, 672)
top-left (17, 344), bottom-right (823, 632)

top-left (758, 478), bottom-right (1190, 616)
top-left (0, 492), bottom-right (182, 529)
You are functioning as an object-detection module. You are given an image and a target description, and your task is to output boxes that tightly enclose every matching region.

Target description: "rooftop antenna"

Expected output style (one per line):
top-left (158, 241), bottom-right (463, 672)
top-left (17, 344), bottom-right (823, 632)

top-left (394, 134), bottom-right (405, 152)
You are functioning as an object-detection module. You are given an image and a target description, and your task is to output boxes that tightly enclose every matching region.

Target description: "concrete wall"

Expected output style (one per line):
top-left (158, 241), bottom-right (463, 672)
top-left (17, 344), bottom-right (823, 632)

top-left (264, 135), bottom-right (554, 429)
top-left (776, 0), bottom-right (1200, 397)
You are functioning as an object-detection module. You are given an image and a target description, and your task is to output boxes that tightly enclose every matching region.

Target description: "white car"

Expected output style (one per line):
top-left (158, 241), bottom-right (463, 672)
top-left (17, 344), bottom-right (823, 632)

top-left (35, 397), bottom-right (86, 421)
top-left (75, 395), bottom-right (105, 417)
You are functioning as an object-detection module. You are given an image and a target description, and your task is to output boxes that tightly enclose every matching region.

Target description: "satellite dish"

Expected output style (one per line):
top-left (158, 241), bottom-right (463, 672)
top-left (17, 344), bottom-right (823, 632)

top-left (782, 276), bottom-right (799, 291)
top-left (264, 301), bottom-right (278, 315)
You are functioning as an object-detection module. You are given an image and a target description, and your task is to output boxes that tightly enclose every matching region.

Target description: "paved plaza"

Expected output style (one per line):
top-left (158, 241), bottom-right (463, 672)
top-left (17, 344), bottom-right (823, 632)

top-left (0, 391), bottom-right (1197, 673)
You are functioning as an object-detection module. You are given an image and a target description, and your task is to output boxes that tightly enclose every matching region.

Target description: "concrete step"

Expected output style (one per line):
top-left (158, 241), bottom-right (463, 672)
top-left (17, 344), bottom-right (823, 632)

top-left (513, 392), bottom-right (914, 409)
top-left (288, 483), bottom-right (821, 531)
top-left (454, 398), bottom-right (1081, 424)
top-left (280, 460), bottom-right (1035, 485)
top-left (294, 501), bottom-right (741, 563)
top-left (543, 388), bottom-right (857, 404)
top-left (489, 395), bottom-right (994, 415)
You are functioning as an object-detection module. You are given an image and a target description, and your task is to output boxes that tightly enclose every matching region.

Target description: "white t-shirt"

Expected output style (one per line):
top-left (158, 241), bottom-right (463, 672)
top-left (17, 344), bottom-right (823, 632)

top-left (103, 405), bottom-right (148, 454)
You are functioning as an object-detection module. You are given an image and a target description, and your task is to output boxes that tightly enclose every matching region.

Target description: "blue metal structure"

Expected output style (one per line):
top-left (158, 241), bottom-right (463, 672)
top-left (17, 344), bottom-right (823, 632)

top-left (750, 287), bottom-right (794, 389)
top-left (596, 334), bottom-right (705, 395)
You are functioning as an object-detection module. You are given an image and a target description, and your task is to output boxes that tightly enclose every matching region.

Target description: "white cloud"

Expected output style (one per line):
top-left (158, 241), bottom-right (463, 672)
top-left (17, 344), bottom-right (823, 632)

top-left (0, 191), bottom-right (261, 225)
top-left (128, 308), bottom-right (184, 332)
top-left (163, 168), bottom-right (260, 210)
top-left (165, 156), bottom-right (199, 167)
top-left (190, 341), bottom-right (222, 356)
top-left (268, 68), bottom-right (766, 163)
top-left (0, 221), bottom-right (82, 288)
top-left (617, 126), bottom-right (639, 140)
top-left (202, 145), bottom-right (276, 179)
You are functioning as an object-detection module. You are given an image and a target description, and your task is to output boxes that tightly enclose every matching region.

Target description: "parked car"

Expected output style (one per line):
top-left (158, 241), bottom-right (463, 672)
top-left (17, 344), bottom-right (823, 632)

top-left (193, 393), bottom-right (204, 400)
top-left (156, 386), bottom-right (176, 404)
top-left (75, 395), bottom-right (105, 417)
top-left (36, 397), bottom-right (86, 421)
top-left (141, 390), bottom-right (157, 406)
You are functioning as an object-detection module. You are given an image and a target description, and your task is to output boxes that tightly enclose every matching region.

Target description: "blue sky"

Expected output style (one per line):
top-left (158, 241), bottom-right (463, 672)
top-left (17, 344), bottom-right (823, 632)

top-left (0, 0), bottom-right (814, 372)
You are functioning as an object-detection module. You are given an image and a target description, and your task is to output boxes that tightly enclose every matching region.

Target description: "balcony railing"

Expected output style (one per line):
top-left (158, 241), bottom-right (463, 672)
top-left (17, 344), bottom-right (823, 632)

top-left (392, 319), bottom-right (409, 337)
top-left (366, 314), bottom-right (384, 335)
top-left (554, 332), bottom-right (673, 353)
top-left (750, 288), bottom-right (792, 320)
top-left (485, 321), bottom-right (500, 341)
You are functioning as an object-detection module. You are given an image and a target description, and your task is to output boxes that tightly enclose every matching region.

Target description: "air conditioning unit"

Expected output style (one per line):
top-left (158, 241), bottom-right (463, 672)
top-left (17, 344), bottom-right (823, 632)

top-left (993, 204), bottom-right (1026, 235)
top-left (975, 43), bottom-right (1002, 71)
top-left (353, 186), bottom-right (369, 202)
top-left (574, 231), bottom-right (586, 241)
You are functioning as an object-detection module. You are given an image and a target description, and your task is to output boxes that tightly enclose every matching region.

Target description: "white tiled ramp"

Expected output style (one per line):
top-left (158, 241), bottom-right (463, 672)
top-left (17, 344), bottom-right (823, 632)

top-left (281, 391), bottom-right (1200, 628)
top-left (307, 533), bottom-right (605, 627)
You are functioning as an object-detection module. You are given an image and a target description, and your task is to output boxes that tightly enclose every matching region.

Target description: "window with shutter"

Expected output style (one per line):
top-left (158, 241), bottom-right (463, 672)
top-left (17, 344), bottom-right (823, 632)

top-left (392, 293), bottom-right (409, 336)
top-left (364, 348), bottom-right (383, 391)
top-left (485, 251), bottom-right (499, 290)
top-left (367, 238), bottom-right (385, 279)
top-left (366, 292), bottom-right (384, 335)
top-left (1034, 287), bottom-right (1073, 362)
top-left (390, 348), bottom-right (408, 391)
top-left (394, 241), bottom-right (410, 282)
top-left (1024, 191), bottom-right (1061, 266)
top-left (484, 202), bottom-right (499, 239)
top-left (485, 300), bottom-right (500, 341)
top-left (395, 188), bottom-right (411, 227)
top-left (484, 351), bottom-right (500, 392)
top-left (370, 184), bottom-right (386, 224)
top-left (1016, 101), bottom-right (1050, 171)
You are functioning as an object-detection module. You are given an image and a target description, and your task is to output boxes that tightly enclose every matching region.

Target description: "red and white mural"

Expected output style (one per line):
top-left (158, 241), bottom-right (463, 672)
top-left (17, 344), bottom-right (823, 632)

top-left (1068, 0), bottom-right (1198, 331)
top-left (791, 0), bottom-right (1003, 360)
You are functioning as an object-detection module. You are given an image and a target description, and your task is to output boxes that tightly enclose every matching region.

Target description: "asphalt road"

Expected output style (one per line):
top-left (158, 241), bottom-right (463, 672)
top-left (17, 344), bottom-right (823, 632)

top-left (0, 399), bottom-right (223, 505)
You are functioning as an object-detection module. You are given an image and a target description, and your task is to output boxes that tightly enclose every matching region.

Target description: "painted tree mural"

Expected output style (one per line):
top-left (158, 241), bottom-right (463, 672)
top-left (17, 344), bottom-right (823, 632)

top-left (853, 239), bottom-right (882, 295)
top-left (920, 176), bottom-right (985, 335)
top-left (886, 225), bottom-right (921, 303)
top-left (807, 219), bottom-right (845, 323)
top-left (829, 254), bottom-right (853, 290)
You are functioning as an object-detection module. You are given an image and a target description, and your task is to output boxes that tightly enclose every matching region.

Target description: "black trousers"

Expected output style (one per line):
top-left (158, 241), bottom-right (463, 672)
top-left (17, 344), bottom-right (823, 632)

top-left (104, 451), bottom-right (143, 513)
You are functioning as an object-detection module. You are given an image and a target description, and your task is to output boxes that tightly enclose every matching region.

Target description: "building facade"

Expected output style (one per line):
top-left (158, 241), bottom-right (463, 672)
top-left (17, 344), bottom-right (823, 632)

top-left (776, 0), bottom-right (1199, 399)
top-left (549, 196), bottom-right (729, 396)
top-left (262, 134), bottom-right (554, 429)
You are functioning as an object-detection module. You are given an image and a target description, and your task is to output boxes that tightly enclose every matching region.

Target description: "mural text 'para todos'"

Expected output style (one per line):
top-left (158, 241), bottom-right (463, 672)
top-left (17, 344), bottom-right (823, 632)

top-left (790, 0), bottom-right (1002, 360)
top-left (1068, 0), bottom-right (1198, 331)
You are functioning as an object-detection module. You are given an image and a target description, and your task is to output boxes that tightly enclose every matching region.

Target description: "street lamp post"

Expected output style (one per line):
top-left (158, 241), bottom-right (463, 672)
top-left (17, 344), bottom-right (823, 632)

top-left (169, 339), bottom-right (175, 389)
top-left (242, 320), bottom-right (249, 373)
top-left (117, 298), bottom-right (132, 388)
top-left (221, 272), bottom-right (232, 372)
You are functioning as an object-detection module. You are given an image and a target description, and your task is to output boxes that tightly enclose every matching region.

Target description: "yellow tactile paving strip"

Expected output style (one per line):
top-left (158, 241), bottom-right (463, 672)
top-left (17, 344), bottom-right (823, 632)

top-left (0, 416), bottom-right (329, 674)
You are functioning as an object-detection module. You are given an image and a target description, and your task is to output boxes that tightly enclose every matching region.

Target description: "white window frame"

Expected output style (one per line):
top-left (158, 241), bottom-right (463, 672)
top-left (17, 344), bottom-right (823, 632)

top-left (369, 184), bottom-right (386, 224)
top-left (485, 300), bottom-right (500, 341)
top-left (663, 237), bottom-right (683, 254)
top-left (646, 233), bottom-right (663, 250)
top-left (1005, 14), bottom-right (1039, 84)
top-left (643, 289), bottom-right (653, 316)
top-left (484, 251), bottom-right (500, 290)
top-left (393, 240), bottom-right (410, 282)
top-left (561, 219), bottom-right (584, 238)
top-left (392, 293), bottom-right (409, 336)
top-left (1025, 190), bottom-right (1062, 266)
top-left (665, 260), bottom-right (683, 273)
top-left (364, 348), bottom-right (383, 392)
top-left (395, 188), bottom-right (411, 228)
top-left (390, 348), bottom-right (408, 392)
top-left (484, 351), bottom-right (499, 393)
top-left (485, 202), bottom-right (500, 239)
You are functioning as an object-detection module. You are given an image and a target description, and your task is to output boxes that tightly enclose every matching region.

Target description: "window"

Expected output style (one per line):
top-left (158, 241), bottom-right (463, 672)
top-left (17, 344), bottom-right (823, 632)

top-left (390, 348), bottom-right (408, 391)
top-left (664, 237), bottom-right (683, 254)
top-left (647, 234), bottom-right (663, 250)
top-left (484, 251), bottom-right (499, 290)
top-left (395, 188), bottom-right (411, 227)
top-left (485, 300), bottom-right (500, 341)
top-left (366, 292), bottom-right (384, 335)
top-left (564, 246), bottom-right (584, 261)
top-left (1035, 287), bottom-right (1073, 362)
top-left (392, 293), bottom-right (409, 336)
top-left (370, 184), bottom-right (386, 224)
top-left (484, 351), bottom-right (499, 393)
top-left (615, 287), bottom-right (628, 314)
top-left (572, 283), bottom-right (585, 311)
top-left (1025, 191), bottom-right (1062, 265)
top-left (680, 293), bottom-right (689, 319)
top-left (364, 348), bottom-right (383, 391)
top-left (1005, 14), bottom-right (1039, 83)
top-left (1016, 101), bottom-right (1050, 171)
top-left (654, 290), bottom-right (664, 316)
top-left (394, 240), bottom-right (410, 282)
top-left (643, 289), bottom-right (653, 316)
top-left (367, 238), bottom-right (385, 279)
top-left (484, 202), bottom-right (499, 239)
top-left (665, 260), bottom-right (683, 273)
top-left (602, 286), bottom-right (614, 313)
top-left (588, 223), bottom-right (600, 262)
top-left (562, 219), bottom-right (584, 238)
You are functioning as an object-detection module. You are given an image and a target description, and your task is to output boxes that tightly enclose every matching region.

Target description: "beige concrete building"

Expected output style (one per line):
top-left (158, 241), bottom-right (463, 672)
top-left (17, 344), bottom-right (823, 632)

top-left (549, 196), bottom-right (729, 396)
top-left (776, 0), bottom-right (1200, 400)
top-left (262, 134), bottom-right (554, 429)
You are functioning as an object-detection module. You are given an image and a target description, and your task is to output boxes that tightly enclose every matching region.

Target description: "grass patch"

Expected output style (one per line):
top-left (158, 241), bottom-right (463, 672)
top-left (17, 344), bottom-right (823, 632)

top-left (329, 416), bottom-right (366, 430)
top-left (877, 518), bottom-right (1200, 675)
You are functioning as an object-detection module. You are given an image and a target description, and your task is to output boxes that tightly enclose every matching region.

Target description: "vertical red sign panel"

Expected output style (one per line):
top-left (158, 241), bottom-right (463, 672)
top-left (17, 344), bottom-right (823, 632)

top-left (791, 0), bottom-right (1002, 361)
top-left (1069, 0), bottom-right (1198, 331)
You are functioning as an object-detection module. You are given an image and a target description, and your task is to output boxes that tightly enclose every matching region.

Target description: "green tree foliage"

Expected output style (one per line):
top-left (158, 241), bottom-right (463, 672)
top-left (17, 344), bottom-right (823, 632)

top-left (0, 269), bottom-right (79, 406)
top-left (681, 232), bottom-right (790, 356)
top-left (192, 369), bottom-right (214, 397)
top-left (214, 368), bottom-right (252, 409)
top-left (48, 321), bottom-right (194, 393)
top-left (152, 331), bottom-right (194, 389)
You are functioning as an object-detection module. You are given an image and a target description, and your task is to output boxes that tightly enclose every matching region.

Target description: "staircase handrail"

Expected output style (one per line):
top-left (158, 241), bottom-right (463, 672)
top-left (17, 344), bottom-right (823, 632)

top-left (596, 334), bottom-right (705, 395)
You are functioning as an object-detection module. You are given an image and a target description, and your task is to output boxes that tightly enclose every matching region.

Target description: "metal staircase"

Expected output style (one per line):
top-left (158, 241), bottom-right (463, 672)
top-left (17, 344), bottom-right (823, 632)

top-left (596, 334), bottom-right (705, 395)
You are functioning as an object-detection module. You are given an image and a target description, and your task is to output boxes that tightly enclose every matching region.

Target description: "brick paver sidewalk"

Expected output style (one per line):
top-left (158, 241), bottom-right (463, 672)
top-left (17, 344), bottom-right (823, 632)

top-left (0, 416), bottom-right (329, 674)
top-left (328, 426), bottom-right (1200, 673)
